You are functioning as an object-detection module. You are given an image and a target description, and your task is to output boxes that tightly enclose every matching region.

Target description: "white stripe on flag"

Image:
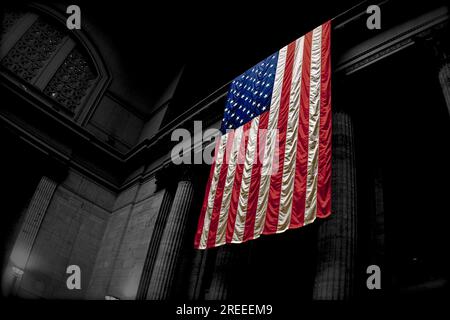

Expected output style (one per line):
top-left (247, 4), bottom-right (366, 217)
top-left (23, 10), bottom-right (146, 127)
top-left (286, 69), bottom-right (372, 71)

top-left (199, 134), bottom-right (228, 249)
top-left (277, 36), bottom-right (305, 233)
top-left (304, 25), bottom-right (322, 225)
top-left (215, 126), bottom-right (244, 246)
top-left (232, 116), bottom-right (259, 243)
top-left (254, 45), bottom-right (288, 238)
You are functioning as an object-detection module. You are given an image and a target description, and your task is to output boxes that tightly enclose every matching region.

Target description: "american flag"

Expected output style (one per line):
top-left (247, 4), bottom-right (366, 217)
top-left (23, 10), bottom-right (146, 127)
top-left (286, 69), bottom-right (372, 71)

top-left (195, 21), bottom-right (332, 249)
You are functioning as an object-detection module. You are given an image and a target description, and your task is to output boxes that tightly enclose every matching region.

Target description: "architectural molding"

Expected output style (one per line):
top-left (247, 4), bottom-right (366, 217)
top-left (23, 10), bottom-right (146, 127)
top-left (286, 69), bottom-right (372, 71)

top-left (7, 3), bottom-right (113, 126)
top-left (104, 90), bottom-right (148, 121)
top-left (335, 6), bottom-right (449, 74)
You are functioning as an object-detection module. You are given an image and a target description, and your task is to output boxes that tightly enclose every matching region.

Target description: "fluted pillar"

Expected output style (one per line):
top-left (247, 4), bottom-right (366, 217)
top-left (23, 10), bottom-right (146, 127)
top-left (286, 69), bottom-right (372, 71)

top-left (416, 25), bottom-right (450, 116)
top-left (438, 63), bottom-right (450, 116)
top-left (187, 250), bottom-right (208, 300)
top-left (6, 176), bottom-right (57, 296)
top-left (205, 246), bottom-right (235, 300)
top-left (10, 176), bottom-right (57, 271)
top-left (135, 188), bottom-right (173, 300)
top-left (146, 171), bottom-right (194, 300)
top-left (205, 244), bottom-right (250, 300)
top-left (313, 111), bottom-right (357, 300)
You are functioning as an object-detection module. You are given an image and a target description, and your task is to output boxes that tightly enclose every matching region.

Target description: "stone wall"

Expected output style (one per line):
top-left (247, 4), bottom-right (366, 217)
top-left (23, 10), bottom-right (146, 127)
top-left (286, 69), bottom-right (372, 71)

top-left (16, 170), bottom-right (114, 299)
top-left (86, 94), bottom-right (145, 153)
top-left (106, 189), bottom-right (168, 299)
top-left (86, 177), bottom-right (170, 300)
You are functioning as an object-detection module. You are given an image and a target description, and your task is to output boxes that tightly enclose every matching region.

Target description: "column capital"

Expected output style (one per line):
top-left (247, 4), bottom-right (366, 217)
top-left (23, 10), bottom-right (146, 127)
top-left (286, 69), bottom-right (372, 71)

top-left (414, 21), bottom-right (450, 67)
top-left (175, 164), bottom-right (194, 183)
top-left (155, 164), bottom-right (194, 191)
top-left (154, 164), bottom-right (173, 191)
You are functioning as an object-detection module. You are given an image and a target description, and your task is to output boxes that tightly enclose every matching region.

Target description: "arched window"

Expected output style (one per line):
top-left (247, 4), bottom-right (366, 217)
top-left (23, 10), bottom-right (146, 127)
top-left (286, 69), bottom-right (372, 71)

top-left (0, 5), bottom-right (109, 122)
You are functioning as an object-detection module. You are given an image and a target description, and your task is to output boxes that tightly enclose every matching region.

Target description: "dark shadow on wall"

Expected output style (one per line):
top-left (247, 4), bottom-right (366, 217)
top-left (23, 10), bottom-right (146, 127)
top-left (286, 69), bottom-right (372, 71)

top-left (347, 43), bottom-right (450, 298)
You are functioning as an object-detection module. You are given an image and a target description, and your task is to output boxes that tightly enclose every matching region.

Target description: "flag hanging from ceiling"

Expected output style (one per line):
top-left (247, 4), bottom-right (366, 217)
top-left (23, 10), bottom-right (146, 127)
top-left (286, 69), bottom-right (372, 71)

top-left (194, 21), bottom-right (332, 249)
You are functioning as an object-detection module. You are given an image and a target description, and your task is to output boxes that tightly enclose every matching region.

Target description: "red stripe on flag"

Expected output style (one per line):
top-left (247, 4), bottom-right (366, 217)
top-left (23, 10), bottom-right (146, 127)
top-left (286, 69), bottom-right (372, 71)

top-left (290, 31), bottom-right (313, 229)
top-left (317, 20), bottom-right (332, 218)
top-left (225, 122), bottom-right (252, 243)
top-left (194, 138), bottom-right (220, 248)
top-left (206, 131), bottom-right (235, 248)
top-left (263, 41), bottom-right (297, 235)
top-left (243, 112), bottom-right (269, 242)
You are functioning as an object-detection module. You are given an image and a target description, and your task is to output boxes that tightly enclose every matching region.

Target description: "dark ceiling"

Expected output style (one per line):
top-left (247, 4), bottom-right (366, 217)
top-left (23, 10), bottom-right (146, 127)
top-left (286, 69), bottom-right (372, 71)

top-left (79, 0), bottom-right (364, 111)
top-left (4, 0), bottom-right (447, 115)
top-left (34, 0), bottom-right (365, 114)
top-left (72, 0), bottom-right (361, 74)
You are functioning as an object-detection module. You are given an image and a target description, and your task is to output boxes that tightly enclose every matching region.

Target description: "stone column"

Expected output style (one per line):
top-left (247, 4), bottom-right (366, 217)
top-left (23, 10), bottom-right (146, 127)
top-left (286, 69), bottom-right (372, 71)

top-left (135, 188), bottom-right (173, 300)
top-left (205, 246), bottom-right (235, 300)
top-left (187, 250), bottom-right (209, 300)
top-left (146, 169), bottom-right (194, 300)
top-left (416, 25), bottom-right (450, 116)
top-left (7, 176), bottom-right (57, 296)
top-left (187, 249), bottom-right (208, 300)
top-left (9, 176), bottom-right (57, 270)
top-left (205, 244), bottom-right (250, 300)
top-left (313, 111), bottom-right (357, 300)
top-left (438, 63), bottom-right (450, 116)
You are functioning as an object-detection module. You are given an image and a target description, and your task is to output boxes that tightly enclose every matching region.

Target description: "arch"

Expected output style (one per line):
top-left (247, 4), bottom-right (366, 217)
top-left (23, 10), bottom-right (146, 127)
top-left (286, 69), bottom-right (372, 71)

top-left (0, 3), bottom-right (111, 125)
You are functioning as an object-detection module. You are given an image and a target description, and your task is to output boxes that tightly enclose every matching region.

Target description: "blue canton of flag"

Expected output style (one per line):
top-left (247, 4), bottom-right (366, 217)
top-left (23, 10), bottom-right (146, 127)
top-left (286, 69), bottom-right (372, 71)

top-left (220, 52), bottom-right (279, 133)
